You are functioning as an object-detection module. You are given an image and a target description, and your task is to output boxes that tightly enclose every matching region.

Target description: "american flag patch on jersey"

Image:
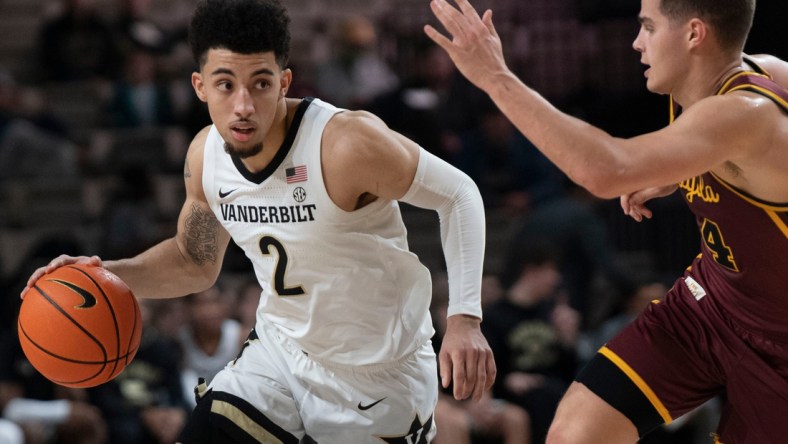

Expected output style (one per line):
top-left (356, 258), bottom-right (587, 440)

top-left (286, 165), bottom-right (308, 183)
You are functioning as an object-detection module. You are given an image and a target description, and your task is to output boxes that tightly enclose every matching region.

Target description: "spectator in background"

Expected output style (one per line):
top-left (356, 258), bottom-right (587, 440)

top-left (0, 334), bottom-right (108, 444)
top-left (0, 70), bottom-right (70, 137)
top-left (484, 240), bottom-right (581, 443)
top-left (114, 0), bottom-right (173, 55)
top-left (233, 278), bottom-right (261, 340)
top-left (366, 41), bottom-right (485, 160)
top-left (178, 283), bottom-right (242, 404)
top-left (36, 0), bottom-right (121, 82)
top-left (452, 98), bottom-right (566, 216)
top-left (0, 70), bottom-right (79, 182)
top-left (0, 419), bottom-right (23, 444)
top-left (105, 47), bottom-right (176, 128)
top-left (508, 182), bottom-right (631, 328)
top-left (577, 275), bottom-right (669, 365)
top-left (145, 298), bottom-right (186, 341)
top-left (100, 165), bottom-right (164, 259)
top-left (89, 298), bottom-right (189, 444)
top-left (314, 15), bottom-right (399, 109)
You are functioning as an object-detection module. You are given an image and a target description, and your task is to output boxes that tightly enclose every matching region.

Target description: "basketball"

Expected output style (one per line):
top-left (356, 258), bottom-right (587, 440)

top-left (17, 264), bottom-right (142, 388)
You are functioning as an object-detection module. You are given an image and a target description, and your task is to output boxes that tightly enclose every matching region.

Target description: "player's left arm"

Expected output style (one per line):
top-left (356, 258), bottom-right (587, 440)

top-left (323, 111), bottom-right (496, 401)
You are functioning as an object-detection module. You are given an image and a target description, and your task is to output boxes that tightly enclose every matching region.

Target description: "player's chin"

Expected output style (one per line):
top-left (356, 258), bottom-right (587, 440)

top-left (645, 78), bottom-right (668, 95)
top-left (223, 141), bottom-right (264, 158)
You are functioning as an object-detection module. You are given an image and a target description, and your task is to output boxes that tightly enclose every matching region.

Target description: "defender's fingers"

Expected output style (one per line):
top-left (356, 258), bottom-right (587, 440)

top-left (620, 196), bottom-right (631, 214)
top-left (453, 0), bottom-right (482, 20)
top-left (482, 9), bottom-right (498, 37)
top-left (431, 0), bottom-right (468, 38)
top-left (424, 24), bottom-right (454, 51)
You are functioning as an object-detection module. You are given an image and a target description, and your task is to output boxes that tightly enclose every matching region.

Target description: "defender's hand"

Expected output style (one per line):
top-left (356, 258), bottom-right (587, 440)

top-left (620, 185), bottom-right (678, 222)
top-left (424, 0), bottom-right (508, 93)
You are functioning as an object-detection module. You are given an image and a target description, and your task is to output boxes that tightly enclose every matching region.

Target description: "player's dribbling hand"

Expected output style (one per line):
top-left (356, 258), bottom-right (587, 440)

top-left (21, 254), bottom-right (102, 299)
top-left (424, 0), bottom-right (508, 93)
top-left (439, 314), bottom-right (496, 401)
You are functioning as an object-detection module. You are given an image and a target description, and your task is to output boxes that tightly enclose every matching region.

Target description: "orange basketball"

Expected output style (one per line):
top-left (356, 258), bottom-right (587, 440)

top-left (17, 264), bottom-right (142, 388)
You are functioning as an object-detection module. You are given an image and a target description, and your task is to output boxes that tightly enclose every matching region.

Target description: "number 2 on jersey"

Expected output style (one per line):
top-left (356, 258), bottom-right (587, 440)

top-left (259, 236), bottom-right (306, 296)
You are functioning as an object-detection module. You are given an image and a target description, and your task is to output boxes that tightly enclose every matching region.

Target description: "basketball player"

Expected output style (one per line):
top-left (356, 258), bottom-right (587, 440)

top-left (22, 0), bottom-right (495, 441)
top-left (425, 0), bottom-right (788, 442)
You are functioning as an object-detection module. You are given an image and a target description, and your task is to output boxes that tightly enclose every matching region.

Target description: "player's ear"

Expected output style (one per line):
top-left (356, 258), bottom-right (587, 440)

top-left (687, 18), bottom-right (707, 48)
top-left (279, 68), bottom-right (292, 98)
top-left (192, 71), bottom-right (207, 102)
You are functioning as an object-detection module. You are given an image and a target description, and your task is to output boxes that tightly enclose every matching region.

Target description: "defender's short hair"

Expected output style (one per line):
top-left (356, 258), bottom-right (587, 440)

top-left (660, 0), bottom-right (755, 51)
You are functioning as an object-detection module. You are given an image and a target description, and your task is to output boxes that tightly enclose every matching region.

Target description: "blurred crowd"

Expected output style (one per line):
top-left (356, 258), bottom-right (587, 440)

top-left (1, 0), bottom-right (784, 442)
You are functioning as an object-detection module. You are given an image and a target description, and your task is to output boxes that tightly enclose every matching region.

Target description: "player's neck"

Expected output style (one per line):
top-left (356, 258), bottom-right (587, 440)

top-left (672, 54), bottom-right (744, 109)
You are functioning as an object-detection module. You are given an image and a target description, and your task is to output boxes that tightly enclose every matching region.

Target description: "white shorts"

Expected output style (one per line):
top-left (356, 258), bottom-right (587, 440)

top-left (206, 320), bottom-right (439, 443)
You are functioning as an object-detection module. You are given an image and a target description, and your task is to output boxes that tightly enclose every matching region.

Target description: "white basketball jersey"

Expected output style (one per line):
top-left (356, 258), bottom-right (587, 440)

top-left (203, 98), bottom-right (434, 366)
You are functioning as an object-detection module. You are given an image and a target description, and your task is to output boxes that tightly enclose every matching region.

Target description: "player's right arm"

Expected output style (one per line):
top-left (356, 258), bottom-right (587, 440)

top-left (22, 126), bottom-right (232, 300)
top-left (425, 0), bottom-right (779, 200)
top-left (103, 126), bottom-right (232, 298)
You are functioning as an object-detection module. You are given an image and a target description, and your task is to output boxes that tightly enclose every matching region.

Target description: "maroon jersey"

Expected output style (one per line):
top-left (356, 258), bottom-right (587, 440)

top-left (676, 68), bottom-right (788, 342)
top-left (577, 63), bottom-right (788, 442)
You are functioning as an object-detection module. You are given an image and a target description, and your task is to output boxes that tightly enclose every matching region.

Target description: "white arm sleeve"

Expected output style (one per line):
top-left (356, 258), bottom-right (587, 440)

top-left (400, 148), bottom-right (485, 319)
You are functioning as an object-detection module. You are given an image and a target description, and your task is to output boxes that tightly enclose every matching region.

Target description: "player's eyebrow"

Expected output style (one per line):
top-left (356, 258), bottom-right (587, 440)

top-left (210, 68), bottom-right (275, 77)
top-left (638, 16), bottom-right (654, 26)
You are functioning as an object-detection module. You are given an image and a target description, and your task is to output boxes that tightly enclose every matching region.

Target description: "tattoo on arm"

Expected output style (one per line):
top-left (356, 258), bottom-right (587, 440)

top-left (183, 203), bottom-right (219, 265)
top-left (184, 160), bottom-right (192, 178)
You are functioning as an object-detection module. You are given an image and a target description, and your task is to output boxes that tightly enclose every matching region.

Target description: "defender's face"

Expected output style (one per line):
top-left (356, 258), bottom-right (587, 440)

top-left (632, 0), bottom-right (688, 94)
top-left (192, 49), bottom-right (291, 158)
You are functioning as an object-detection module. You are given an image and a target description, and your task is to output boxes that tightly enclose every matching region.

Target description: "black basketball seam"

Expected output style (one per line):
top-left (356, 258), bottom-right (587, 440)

top-left (20, 289), bottom-right (109, 385)
top-left (18, 322), bottom-right (139, 364)
top-left (18, 320), bottom-right (140, 386)
top-left (19, 323), bottom-right (136, 365)
top-left (68, 265), bottom-right (123, 383)
top-left (31, 283), bottom-right (109, 359)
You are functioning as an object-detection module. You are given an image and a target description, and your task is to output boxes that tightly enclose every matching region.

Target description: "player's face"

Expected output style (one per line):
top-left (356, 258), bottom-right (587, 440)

top-left (192, 49), bottom-right (292, 158)
top-left (632, 0), bottom-right (688, 94)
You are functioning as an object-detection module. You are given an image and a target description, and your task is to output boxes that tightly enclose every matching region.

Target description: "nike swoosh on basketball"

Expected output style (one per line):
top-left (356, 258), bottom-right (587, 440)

top-left (49, 279), bottom-right (97, 309)
top-left (219, 188), bottom-right (238, 198)
top-left (358, 397), bottom-right (386, 411)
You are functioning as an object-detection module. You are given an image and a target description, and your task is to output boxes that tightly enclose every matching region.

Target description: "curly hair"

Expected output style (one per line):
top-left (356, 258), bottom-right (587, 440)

top-left (189, 0), bottom-right (291, 69)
